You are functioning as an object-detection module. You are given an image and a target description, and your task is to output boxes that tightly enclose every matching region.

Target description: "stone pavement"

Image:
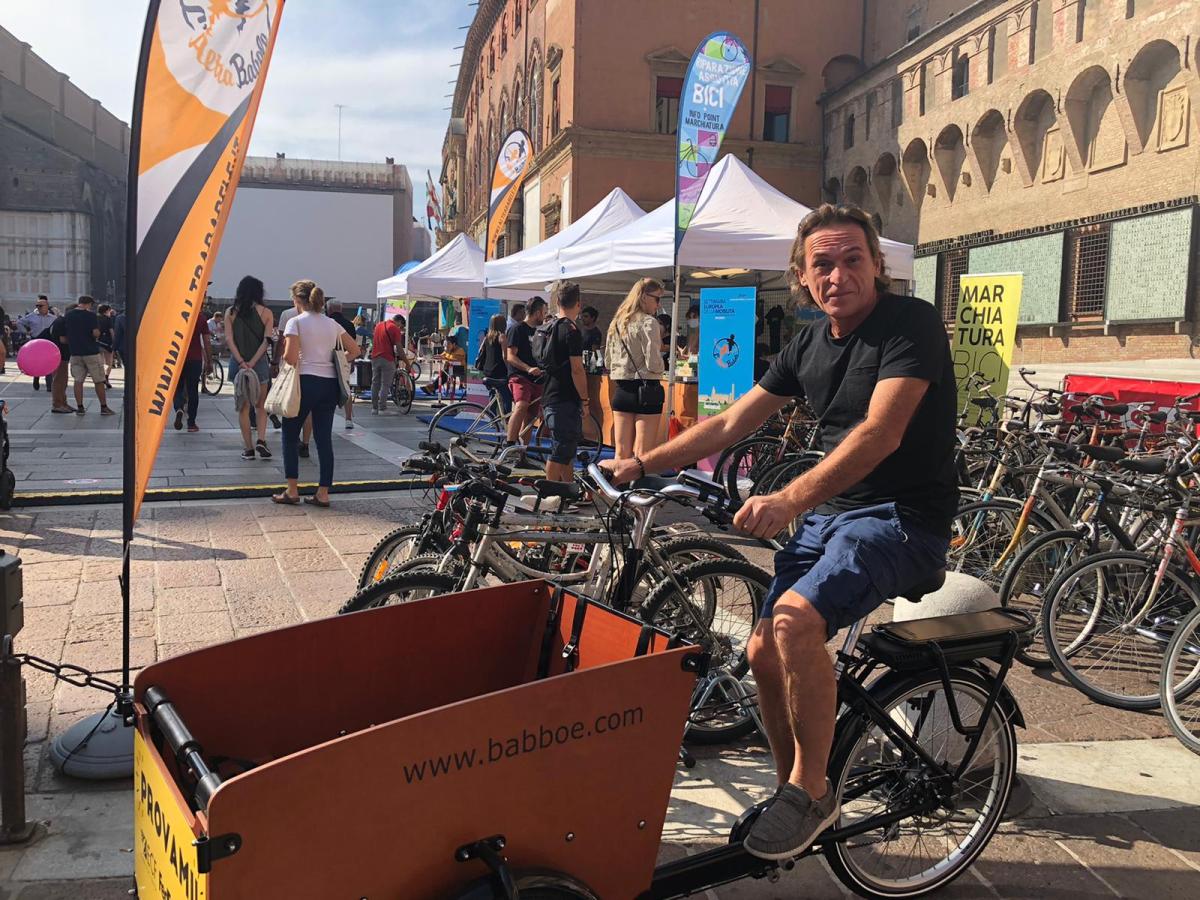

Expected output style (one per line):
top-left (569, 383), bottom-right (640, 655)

top-left (0, 494), bottom-right (1196, 897)
top-left (0, 365), bottom-right (444, 496)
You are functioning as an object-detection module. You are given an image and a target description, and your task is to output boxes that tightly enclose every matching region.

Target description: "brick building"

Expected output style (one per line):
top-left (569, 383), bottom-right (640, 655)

top-left (438, 0), bottom-right (863, 256)
top-left (822, 0), bottom-right (1199, 362)
top-left (0, 25), bottom-right (129, 314)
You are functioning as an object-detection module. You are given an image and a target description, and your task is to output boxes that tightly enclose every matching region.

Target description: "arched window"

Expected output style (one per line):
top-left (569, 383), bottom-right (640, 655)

top-left (843, 113), bottom-right (855, 149)
top-left (951, 50), bottom-right (970, 100)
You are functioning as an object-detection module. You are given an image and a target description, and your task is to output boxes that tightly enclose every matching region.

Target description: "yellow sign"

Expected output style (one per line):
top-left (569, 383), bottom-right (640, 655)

top-left (951, 273), bottom-right (1023, 420)
top-left (134, 730), bottom-right (208, 900)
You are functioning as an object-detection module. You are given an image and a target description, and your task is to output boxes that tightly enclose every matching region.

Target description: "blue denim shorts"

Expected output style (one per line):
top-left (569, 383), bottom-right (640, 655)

top-left (761, 502), bottom-right (949, 638)
top-left (228, 356), bottom-right (271, 386)
top-left (543, 401), bottom-right (582, 465)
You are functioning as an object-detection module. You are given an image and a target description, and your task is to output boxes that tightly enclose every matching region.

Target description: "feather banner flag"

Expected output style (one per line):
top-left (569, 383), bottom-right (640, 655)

top-left (485, 129), bottom-right (532, 261)
top-left (125, 0), bottom-right (286, 522)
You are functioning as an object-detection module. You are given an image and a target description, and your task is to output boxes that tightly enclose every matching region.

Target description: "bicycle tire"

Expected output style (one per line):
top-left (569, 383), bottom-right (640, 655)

top-left (339, 570), bottom-right (462, 615)
top-left (719, 436), bottom-right (783, 506)
top-left (947, 498), bottom-right (1057, 590)
top-left (1042, 550), bottom-right (1200, 710)
top-left (427, 401), bottom-right (504, 457)
top-left (824, 668), bottom-right (1015, 898)
top-left (1160, 604), bottom-right (1200, 757)
top-left (640, 558), bottom-right (768, 744)
top-left (201, 365), bottom-right (224, 396)
top-left (391, 371), bottom-right (414, 414)
top-left (626, 535), bottom-right (749, 613)
top-left (531, 410), bottom-right (605, 465)
top-left (356, 524), bottom-right (444, 590)
top-left (996, 527), bottom-right (1091, 669)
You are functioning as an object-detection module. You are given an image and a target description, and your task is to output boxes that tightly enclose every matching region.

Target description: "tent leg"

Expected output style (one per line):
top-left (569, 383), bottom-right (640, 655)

top-left (664, 265), bottom-right (682, 425)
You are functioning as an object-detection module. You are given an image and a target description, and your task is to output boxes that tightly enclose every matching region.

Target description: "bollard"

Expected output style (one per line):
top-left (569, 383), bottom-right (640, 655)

top-left (0, 551), bottom-right (34, 844)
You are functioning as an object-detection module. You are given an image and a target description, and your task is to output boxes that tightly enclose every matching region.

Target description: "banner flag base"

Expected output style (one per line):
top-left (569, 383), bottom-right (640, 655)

top-left (48, 706), bottom-right (133, 780)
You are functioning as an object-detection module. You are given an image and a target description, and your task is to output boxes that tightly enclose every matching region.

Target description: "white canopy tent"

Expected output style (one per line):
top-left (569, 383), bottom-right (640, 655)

top-left (484, 187), bottom-right (647, 291)
top-left (375, 233), bottom-right (532, 301)
top-left (552, 154), bottom-right (914, 290)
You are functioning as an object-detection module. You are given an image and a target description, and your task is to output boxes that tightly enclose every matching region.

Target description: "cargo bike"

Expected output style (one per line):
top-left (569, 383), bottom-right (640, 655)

top-left (133, 469), bottom-right (1034, 899)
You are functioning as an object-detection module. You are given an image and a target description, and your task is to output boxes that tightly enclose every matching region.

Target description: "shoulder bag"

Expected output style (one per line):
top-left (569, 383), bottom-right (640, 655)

top-left (264, 360), bottom-right (301, 418)
top-left (616, 320), bottom-right (655, 408)
top-left (333, 342), bottom-right (353, 406)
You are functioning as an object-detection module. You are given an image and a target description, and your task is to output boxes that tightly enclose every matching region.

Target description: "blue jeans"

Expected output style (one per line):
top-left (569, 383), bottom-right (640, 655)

top-left (762, 502), bottom-right (949, 638)
top-left (283, 374), bottom-right (338, 486)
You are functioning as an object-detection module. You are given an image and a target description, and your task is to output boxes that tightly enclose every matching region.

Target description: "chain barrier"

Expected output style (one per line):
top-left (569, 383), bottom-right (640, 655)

top-left (1, 636), bottom-right (123, 698)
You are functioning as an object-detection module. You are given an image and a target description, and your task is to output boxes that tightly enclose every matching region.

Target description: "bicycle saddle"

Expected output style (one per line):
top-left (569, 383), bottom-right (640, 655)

top-left (1117, 456), bottom-right (1169, 476)
top-left (1095, 403), bottom-right (1130, 415)
top-left (901, 569), bottom-right (946, 604)
top-left (1079, 444), bottom-right (1126, 463)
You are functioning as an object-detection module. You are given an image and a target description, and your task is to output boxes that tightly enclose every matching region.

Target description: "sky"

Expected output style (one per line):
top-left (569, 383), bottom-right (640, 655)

top-left (2, 0), bottom-right (468, 183)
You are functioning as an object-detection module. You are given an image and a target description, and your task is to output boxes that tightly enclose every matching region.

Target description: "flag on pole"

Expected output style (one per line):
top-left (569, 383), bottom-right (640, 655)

top-left (125, 0), bottom-right (286, 522)
top-left (485, 129), bottom-right (532, 260)
top-left (674, 32), bottom-right (751, 255)
top-left (426, 170), bottom-right (443, 231)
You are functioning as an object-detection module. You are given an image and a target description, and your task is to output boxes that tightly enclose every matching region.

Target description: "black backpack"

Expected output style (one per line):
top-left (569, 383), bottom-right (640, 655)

top-left (531, 318), bottom-right (570, 373)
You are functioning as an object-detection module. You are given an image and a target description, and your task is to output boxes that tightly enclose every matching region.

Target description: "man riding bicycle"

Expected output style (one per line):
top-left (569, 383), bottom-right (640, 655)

top-left (601, 204), bottom-right (957, 860)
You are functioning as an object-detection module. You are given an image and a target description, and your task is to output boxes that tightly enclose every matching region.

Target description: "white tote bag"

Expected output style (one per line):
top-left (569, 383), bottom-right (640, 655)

top-left (265, 361), bottom-right (301, 419)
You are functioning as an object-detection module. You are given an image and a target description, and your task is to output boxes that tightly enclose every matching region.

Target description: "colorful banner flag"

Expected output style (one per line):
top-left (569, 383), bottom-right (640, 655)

top-left (674, 33), bottom-right (751, 254)
top-left (485, 129), bottom-right (532, 260)
top-left (426, 170), bottom-right (442, 231)
top-left (698, 286), bottom-right (756, 417)
top-left (125, 0), bottom-right (285, 522)
top-left (951, 273), bottom-right (1023, 421)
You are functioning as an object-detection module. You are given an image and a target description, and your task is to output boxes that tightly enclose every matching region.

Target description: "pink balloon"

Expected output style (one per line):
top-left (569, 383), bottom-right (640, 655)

top-left (17, 339), bottom-right (62, 378)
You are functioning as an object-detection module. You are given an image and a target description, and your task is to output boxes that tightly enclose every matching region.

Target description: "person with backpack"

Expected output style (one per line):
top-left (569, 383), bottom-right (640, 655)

top-left (504, 296), bottom-right (546, 447)
top-left (537, 281), bottom-right (588, 482)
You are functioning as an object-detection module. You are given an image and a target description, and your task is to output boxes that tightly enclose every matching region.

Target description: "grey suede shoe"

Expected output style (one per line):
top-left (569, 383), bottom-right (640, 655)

top-left (743, 779), bottom-right (838, 860)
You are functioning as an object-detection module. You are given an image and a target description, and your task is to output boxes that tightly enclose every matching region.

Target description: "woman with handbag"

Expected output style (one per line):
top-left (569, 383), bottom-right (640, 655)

top-left (272, 279), bottom-right (359, 507)
top-left (605, 277), bottom-right (666, 461)
top-left (227, 276), bottom-right (275, 460)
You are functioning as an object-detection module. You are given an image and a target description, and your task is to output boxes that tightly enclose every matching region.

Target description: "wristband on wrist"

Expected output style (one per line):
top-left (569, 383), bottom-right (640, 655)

top-left (632, 454), bottom-right (646, 479)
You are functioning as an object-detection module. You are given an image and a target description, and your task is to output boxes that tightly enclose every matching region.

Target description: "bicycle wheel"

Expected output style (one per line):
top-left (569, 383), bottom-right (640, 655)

top-left (339, 570), bottom-right (462, 614)
top-left (357, 524), bottom-right (446, 590)
top-left (391, 371), bottom-right (414, 415)
top-left (427, 401), bottom-right (504, 457)
top-left (201, 364), bottom-right (225, 395)
top-left (947, 499), bottom-right (1055, 590)
top-left (1160, 605), bottom-right (1200, 756)
top-left (720, 437), bottom-right (784, 505)
top-left (640, 559), bottom-right (768, 744)
top-left (1042, 550), bottom-right (1200, 710)
top-left (531, 410), bottom-right (605, 465)
top-left (824, 668), bottom-right (1015, 898)
top-left (997, 528), bottom-right (1091, 669)
top-left (628, 535), bottom-right (749, 612)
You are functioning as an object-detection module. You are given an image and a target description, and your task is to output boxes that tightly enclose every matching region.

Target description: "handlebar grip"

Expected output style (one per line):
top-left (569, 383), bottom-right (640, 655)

top-left (587, 463), bottom-right (622, 502)
top-left (404, 458), bottom-right (439, 474)
top-left (418, 440), bottom-right (444, 453)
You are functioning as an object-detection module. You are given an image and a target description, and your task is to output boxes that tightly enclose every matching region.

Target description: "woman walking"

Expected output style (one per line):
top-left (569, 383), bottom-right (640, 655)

top-left (273, 279), bottom-right (359, 507)
top-left (227, 276), bottom-right (275, 460)
top-left (474, 313), bottom-right (512, 415)
top-left (606, 277), bottom-right (666, 460)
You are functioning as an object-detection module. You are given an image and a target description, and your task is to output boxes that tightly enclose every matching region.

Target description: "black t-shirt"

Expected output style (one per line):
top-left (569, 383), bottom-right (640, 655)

top-left (581, 325), bottom-right (602, 352)
top-left (330, 312), bottom-right (356, 339)
top-left (63, 308), bottom-right (100, 356)
top-left (540, 317), bottom-right (583, 407)
top-left (758, 294), bottom-right (958, 536)
top-left (505, 321), bottom-right (535, 377)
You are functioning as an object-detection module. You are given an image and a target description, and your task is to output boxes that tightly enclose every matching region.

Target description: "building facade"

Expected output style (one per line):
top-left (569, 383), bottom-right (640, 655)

top-left (822, 0), bottom-right (1200, 362)
top-left (0, 25), bottom-right (129, 313)
top-left (439, 0), bottom-right (865, 255)
top-left (208, 155), bottom-right (417, 310)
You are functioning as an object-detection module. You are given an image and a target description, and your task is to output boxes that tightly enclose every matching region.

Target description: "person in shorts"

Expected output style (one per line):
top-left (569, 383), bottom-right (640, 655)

top-left (504, 296), bottom-right (546, 446)
top-left (539, 282), bottom-right (587, 482)
top-left (605, 278), bottom-right (666, 460)
top-left (600, 204), bottom-right (956, 861)
top-left (64, 296), bottom-right (114, 415)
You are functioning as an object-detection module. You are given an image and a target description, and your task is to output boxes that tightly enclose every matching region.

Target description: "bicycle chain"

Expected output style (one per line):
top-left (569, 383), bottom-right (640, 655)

top-left (1, 636), bottom-right (122, 697)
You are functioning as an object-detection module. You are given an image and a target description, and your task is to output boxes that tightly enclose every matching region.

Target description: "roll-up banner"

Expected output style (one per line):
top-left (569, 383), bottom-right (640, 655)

top-left (126, 0), bottom-right (286, 523)
top-left (951, 273), bottom-right (1023, 422)
top-left (674, 33), bottom-right (751, 254)
top-left (485, 129), bottom-right (532, 261)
